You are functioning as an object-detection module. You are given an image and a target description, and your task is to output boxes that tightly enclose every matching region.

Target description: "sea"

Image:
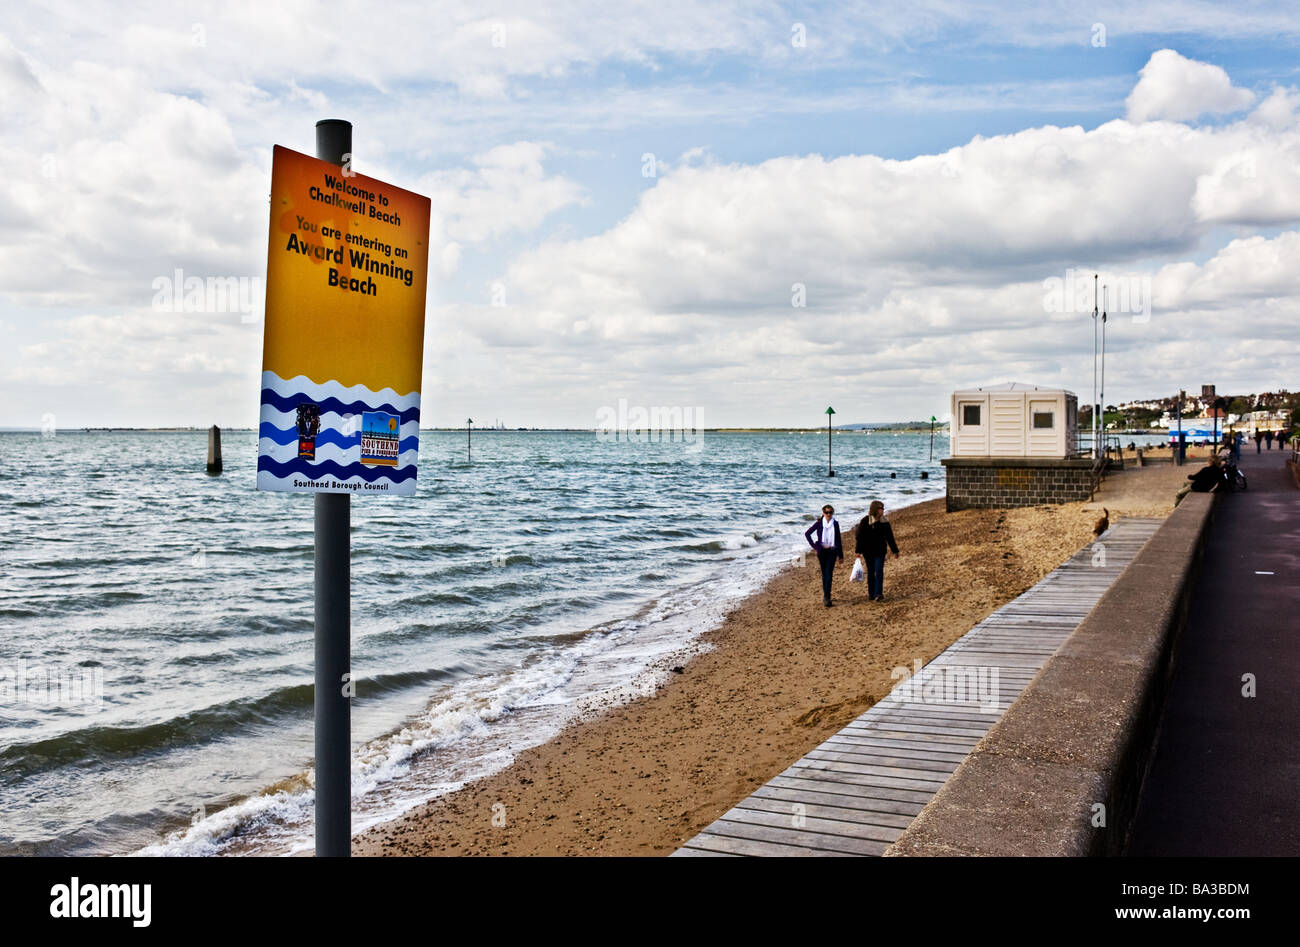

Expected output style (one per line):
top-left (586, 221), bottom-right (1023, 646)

top-left (0, 428), bottom-right (954, 855)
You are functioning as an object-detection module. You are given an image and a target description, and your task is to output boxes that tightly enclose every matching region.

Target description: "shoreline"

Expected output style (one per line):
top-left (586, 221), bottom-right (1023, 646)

top-left (355, 496), bottom-right (1101, 856)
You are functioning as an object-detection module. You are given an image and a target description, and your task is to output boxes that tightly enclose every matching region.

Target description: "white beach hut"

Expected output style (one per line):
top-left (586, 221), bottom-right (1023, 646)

top-left (950, 382), bottom-right (1078, 459)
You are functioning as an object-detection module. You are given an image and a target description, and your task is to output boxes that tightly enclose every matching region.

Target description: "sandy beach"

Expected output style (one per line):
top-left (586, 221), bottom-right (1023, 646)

top-left (356, 495), bottom-right (1112, 856)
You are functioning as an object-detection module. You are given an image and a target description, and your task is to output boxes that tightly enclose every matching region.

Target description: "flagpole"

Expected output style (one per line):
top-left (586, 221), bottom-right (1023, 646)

top-left (1101, 284), bottom-right (1107, 460)
top-left (1092, 273), bottom-right (1098, 460)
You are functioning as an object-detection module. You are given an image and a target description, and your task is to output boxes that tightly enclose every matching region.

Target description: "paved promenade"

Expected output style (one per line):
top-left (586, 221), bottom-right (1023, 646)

top-left (1127, 448), bottom-right (1300, 855)
top-left (675, 517), bottom-right (1163, 857)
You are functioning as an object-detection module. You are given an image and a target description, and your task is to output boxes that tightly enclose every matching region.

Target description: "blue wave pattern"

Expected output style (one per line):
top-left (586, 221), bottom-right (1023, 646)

top-left (258, 372), bottom-right (420, 495)
top-left (258, 388), bottom-right (420, 425)
top-left (257, 456), bottom-right (418, 483)
top-left (258, 422), bottom-right (419, 454)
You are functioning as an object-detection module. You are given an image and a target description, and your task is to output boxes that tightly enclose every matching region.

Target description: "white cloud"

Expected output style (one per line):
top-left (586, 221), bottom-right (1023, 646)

top-left (1154, 231), bottom-right (1300, 310)
top-left (419, 142), bottom-right (585, 247)
top-left (1126, 49), bottom-right (1256, 123)
top-left (498, 85), bottom-right (1300, 330)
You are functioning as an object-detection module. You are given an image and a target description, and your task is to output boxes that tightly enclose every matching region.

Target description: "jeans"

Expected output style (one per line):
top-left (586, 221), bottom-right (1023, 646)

top-left (817, 549), bottom-right (838, 601)
top-left (866, 556), bottom-right (886, 599)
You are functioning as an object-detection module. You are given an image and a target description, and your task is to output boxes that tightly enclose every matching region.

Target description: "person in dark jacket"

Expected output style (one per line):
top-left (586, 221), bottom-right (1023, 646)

top-left (804, 504), bottom-right (843, 607)
top-left (854, 500), bottom-right (900, 601)
top-left (1174, 455), bottom-right (1224, 506)
top-left (1265, 429), bottom-right (1274, 449)
top-left (1254, 429), bottom-right (1265, 453)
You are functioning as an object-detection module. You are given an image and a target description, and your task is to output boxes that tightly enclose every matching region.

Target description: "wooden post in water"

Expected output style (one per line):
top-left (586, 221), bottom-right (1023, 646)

top-left (825, 406), bottom-right (835, 476)
top-left (206, 425), bottom-right (222, 474)
top-left (467, 418), bottom-right (473, 463)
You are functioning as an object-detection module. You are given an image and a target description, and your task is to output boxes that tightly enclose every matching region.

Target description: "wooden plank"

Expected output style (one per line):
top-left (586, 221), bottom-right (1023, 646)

top-left (838, 727), bottom-right (982, 747)
top-left (842, 720), bottom-right (988, 738)
top-left (697, 820), bottom-right (888, 856)
top-left (736, 794), bottom-right (917, 828)
top-left (854, 707), bottom-right (1003, 725)
top-left (803, 748), bottom-right (960, 773)
top-left (822, 736), bottom-right (972, 760)
top-left (823, 735), bottom-right (975, 758)
top-left (755, 780), bottom-right (929, 815)
top-left (787, 761), bottom-right (949, 790)
top-left (765, 774), bottom-right (934, 804)
top-left (679, 833), bottom-right (850, 857)
top-left (862, 708), bottom-right (1003, 726)
top-left (842, 725), bottom-right (992, 744)
top-left (715, 806), bottom-right (905, 843)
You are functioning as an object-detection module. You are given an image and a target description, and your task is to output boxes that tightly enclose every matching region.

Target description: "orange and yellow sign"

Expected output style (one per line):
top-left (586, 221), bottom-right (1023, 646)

top-left (257, 145), bottom-right (431, 496)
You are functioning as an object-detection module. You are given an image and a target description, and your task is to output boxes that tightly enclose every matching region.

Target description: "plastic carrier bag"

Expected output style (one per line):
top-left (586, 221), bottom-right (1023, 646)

top-left (849, 559), bottom-right (865, 583)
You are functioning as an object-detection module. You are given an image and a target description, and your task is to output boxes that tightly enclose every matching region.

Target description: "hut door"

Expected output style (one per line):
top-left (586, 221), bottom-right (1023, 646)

top-left (1027, 398), bottom-right (1058, 456)
top-left (956, 399), bottom-right (987, 454)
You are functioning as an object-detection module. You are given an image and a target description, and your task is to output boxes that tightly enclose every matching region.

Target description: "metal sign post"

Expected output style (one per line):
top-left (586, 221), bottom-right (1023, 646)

top-left (929, 415), bottom-right (936, 462)
top-left (314, 119), bottom-right (352, 859)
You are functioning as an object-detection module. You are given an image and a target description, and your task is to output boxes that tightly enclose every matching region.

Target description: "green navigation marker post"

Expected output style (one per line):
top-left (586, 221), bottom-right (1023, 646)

top-left (826, 406), bottom-right (836, 477)
top-left (929, 415), bottom-right (937, 462)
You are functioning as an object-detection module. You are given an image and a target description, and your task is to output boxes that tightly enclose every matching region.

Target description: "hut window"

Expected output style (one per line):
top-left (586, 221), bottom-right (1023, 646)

top-left (962, 404), bottom-right (981, 426)
top-left (1033, 411), bottom-right (1054, 429)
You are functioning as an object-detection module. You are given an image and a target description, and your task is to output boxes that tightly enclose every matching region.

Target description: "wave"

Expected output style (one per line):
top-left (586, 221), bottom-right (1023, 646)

top-left (258, 438), bottom-right (418, 468)
top-left (680, 533), bottom-right (761, 552)
top-left (257, 422), bottom-right (421, 454)
top-left (0, 684), bottom-right (315, 777)
top-left (256, 456), bottom-right (417, 484)
top-left (259, 407), bottom-right (420, 439)
top-left (2, 665), bottom-right (462, 783)
top-left (261, 371), bottom-right (420, 410)
top-left (259, 388), bottom-right (420, 424)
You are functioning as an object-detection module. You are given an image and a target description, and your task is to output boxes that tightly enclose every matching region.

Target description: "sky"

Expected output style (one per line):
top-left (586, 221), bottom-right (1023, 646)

top-left (3, 1), bottom-right (1300, 429)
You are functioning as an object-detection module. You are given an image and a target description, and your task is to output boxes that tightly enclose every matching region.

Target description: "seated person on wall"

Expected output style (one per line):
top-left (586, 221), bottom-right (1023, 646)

top-left (1174, 455), bottom-right (1225, 507)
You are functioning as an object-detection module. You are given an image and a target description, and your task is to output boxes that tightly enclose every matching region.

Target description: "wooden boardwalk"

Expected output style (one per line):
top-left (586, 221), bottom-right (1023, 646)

top-left (673, 517), bottom-right (1163, 857)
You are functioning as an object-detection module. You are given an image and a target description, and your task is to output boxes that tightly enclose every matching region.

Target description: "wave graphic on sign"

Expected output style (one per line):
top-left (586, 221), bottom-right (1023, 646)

top-left (257, 371), bottom-right (421, 495)
top-left (263, 372), bottom-right (420, 409)
top-left (258, 438), bottom-right (418, 468)
top-left (256, 456), bottom-right (418, 483)
top-left (258, 409), bottom-right (420, 440)
top-left (258, 423), bottom-right (420, 454)
top-left (259, 388), bottom-right (420, 425)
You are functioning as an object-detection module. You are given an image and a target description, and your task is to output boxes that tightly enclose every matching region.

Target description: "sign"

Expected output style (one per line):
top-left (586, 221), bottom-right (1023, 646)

top-left (257, 145), bottom-right (431, 496)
